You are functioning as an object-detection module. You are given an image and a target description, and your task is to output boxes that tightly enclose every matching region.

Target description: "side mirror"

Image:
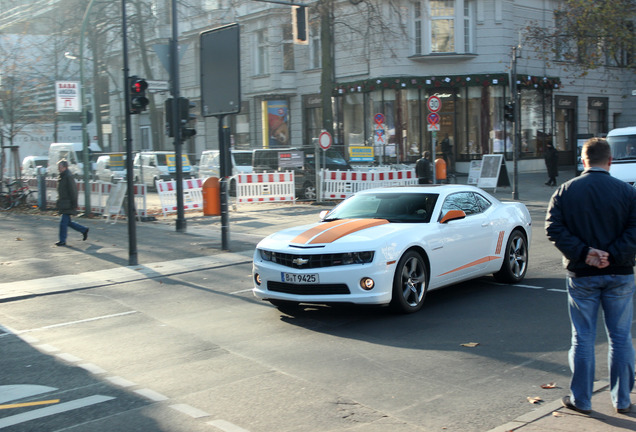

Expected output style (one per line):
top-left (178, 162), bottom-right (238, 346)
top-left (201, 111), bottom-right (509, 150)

top-left (440, 209), bottom-right (466, 224)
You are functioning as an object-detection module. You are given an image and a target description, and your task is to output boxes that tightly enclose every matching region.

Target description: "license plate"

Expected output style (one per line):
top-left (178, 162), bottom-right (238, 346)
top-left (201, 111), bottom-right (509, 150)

top-left (282, 272), bottom-right (319, 284)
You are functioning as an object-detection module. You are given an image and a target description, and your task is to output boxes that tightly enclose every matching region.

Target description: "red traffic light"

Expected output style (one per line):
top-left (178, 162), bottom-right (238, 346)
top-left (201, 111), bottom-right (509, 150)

top-left (129, 76), bottom-right (149, 114)
top-left (132, 80), bottom-right (148, 94)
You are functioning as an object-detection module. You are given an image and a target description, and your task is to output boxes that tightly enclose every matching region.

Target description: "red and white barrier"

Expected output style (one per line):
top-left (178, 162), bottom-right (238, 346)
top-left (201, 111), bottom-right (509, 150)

top-left (236, 171), bottom-right (295, 204)
top-left (321, 169), bottom-right (417, 200)
top-left (156, 178), bottom-right (203, 216)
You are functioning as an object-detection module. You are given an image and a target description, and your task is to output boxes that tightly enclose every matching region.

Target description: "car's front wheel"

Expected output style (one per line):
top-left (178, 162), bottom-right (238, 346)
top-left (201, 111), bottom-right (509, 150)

top-left (493, 229), bottom-right (528, 283)
top-left (390, 250), bottom-right (428, 314)
top-left (302, 182), bottom-right (316, 200)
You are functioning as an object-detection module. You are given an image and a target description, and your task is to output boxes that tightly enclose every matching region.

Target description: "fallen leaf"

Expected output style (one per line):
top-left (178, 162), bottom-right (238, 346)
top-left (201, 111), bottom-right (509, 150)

top-left (16, 237), bottom-right (23, 241)
top-left (460, 342), bottom-right (480, 347)
top-left (527, 396), bottom-right (543, 404)
top-left (541, 382), bottom-right (557, 389)
top-left (552, 411), bottom-right (564, 417)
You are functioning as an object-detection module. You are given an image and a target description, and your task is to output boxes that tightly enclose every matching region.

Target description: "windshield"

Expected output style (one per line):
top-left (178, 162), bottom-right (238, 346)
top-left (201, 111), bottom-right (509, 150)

top-left (324, 192), bottom-right (438, 223)
top-left (608, 134), bottom-right (636, 161)
top-left (233, 152), bottom-right (252, 166)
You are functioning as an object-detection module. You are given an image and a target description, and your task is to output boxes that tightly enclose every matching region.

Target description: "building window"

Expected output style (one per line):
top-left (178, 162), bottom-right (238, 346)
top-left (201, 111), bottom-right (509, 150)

top-left (310, 21), bottom-right (321, 69)
top-left (413, 0), bottom-right (474, 55)
top-left (255, 29), bottom-right (269, 75)
top-left (282, 24), bottom-right (295, 71)
top-left (588, 97), bottom-right (608, 136)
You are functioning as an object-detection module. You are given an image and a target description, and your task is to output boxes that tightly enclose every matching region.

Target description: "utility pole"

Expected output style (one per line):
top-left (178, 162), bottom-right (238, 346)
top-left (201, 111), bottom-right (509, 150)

top-left (510, 45), bottom-right (521, 200)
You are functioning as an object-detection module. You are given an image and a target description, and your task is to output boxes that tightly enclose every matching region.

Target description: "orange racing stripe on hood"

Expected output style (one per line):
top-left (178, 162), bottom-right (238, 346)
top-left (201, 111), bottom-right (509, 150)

top-left (291, 219), bottom-right (390, 245)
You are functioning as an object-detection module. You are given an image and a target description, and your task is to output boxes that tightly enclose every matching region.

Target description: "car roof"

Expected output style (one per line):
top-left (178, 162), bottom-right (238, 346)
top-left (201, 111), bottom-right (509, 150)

top-left (355, 184), bottom-right (498, 200)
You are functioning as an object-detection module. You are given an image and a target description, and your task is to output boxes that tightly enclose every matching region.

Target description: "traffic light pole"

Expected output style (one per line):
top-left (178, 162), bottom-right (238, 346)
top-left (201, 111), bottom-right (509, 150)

top-left (121, 0), bottom-right (138, 266)
top-left (79, 0), bottom-right (96, 217)
top-left (170, 0), bottom-right (186, 233)
top-left (511, 45), bottom-right (520, 200)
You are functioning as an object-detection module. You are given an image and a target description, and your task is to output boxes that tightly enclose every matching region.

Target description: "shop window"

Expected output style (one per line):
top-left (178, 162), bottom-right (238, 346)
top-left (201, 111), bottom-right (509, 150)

top-left (229, 105), bottom-right (250, 149)
top-left (520, 89), bottom-right (554, 157)
top-left (343, 93), bottom-right (365, 148)
top-left (406, 89), bottom-right (422, 161)
top-left (588, 97), bottom-right (608, 136)
top-left (305, 107), bottom-right (322, 148)
top-left (413, 0), bottom-right (474, 55)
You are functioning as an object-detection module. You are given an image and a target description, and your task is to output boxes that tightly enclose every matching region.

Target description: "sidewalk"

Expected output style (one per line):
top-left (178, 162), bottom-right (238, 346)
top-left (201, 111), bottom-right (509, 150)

top-left (1, 169), bottom-right (634, 431)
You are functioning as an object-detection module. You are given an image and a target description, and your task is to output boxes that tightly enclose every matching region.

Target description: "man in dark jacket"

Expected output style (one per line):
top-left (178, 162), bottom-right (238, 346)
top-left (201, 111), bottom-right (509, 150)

top-left (415, 151), bottom-right (432, 184)
top-left (545, 138), bottom-right (636, 415)
top-left (56, 159), bottom-right (89, 246)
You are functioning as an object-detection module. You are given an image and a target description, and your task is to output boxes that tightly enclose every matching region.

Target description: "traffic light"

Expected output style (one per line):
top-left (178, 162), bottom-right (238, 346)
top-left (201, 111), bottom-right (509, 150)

top-left (504, 102), bottom-right (515, 122)
top-left (165, 98), bottom-right (175, 137)
top-left (129, 76), bottom-right (149, 114)
top-left (179, 97), bottom-right (197, 139)
top-left (292, 5), bottom-right (308, 45)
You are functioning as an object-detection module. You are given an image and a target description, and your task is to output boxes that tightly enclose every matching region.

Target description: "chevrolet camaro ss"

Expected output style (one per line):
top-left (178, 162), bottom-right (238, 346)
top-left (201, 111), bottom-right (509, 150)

top-left (253, 185), bottom-right (532, 314)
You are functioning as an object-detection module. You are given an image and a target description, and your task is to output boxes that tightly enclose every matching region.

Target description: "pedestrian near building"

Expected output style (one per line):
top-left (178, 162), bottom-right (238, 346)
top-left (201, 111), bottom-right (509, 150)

top-left (415, 151), bottom-right (432, 184)
top-left (441, 134), bottom-right (452, 172)
top-left (56, 159), bottom-right (89, 246)
top-left (545, 137), bottom-right (636, 415)
top-left (544, 142), bottom-right (559, 186)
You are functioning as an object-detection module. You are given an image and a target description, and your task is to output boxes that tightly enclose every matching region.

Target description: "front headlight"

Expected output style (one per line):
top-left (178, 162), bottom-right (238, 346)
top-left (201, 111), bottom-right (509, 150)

top-left (259, 249), bottom-right (275, 262)
top-left (341, 251), bottom-right (374, 265)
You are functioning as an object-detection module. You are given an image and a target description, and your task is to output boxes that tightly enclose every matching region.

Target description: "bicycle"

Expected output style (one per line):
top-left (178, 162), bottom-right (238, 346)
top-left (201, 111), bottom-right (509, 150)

top-left (0, 180), bottom-right (37, 210)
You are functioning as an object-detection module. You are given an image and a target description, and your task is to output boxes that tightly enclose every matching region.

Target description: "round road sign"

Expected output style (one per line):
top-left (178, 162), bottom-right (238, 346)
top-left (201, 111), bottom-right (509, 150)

top-left (427, 96), bottom-right (441, 113)
top-left (319, 131), bottom-right (332, 150)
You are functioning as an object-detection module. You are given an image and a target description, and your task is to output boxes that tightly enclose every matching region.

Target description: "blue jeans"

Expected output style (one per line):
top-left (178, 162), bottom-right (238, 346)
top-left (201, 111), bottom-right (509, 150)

top-left (59, 214), bottom-right (87, 243)
top-left (567, 274), bottom-right (635, 411)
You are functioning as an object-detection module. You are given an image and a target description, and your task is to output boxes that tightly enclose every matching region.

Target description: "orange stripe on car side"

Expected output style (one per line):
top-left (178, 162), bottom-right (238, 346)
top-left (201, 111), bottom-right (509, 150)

top-left (495, 231), bottom-right (505, 254)
top-left (437, 256), bottom-right (500, 276)
top-left (309, 219), bottom-right (389, 244)
top-left (291, 219), bottom-right (353, 244)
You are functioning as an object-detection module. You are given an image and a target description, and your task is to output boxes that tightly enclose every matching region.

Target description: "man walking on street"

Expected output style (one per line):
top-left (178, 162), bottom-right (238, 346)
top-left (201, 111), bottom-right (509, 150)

top-left (56, 159), bottom-right (89, 246)
top-left (415, 151), bottom-right (432, 184)
top-left (545, 137), bottom-right (636, 415)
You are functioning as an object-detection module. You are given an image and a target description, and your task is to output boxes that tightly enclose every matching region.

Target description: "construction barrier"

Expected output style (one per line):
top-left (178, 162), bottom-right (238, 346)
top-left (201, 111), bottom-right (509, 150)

top-left (321, 169), bottom-right (418, 200)
top-left (22, 177), bottom-right (147, 217)
top-left (155, 178), bottom-right (203, 216)
top-left (235, 171), bottom-right (295, 204)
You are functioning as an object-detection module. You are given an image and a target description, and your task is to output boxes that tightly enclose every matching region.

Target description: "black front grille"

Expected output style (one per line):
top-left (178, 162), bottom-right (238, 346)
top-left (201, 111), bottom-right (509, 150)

top-left (267, 281), bottom-right (350, 295)
top-left (259, 250), bottom-right (374, 269)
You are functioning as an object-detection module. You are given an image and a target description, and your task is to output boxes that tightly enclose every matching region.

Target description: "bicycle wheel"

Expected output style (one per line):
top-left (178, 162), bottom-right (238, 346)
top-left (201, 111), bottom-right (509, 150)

top-left (0, 193), bottom-right (12, 210)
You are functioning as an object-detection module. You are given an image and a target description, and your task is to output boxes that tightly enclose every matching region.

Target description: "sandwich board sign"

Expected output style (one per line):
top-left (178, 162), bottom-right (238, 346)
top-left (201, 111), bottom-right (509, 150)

top-left (477, 154), bottom-right (510, 191)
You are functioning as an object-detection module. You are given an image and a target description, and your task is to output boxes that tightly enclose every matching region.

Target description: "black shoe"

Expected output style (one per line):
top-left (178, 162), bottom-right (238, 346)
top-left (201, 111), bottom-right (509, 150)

top-left (83, 228), bottom-right (89, 241)
top-left (55, 241), bottom-right (66, 246)
top-left (561, 396), bottom-right (591, 414)
top-left (545, 181), bottom-right (551, 186)
top-left (616, 404), bottom-right (632, 414)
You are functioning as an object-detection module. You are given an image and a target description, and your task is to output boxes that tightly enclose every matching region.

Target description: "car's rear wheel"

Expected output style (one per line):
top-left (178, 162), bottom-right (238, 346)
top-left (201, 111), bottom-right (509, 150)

top-left (390, 250), bottom-right (428, 314)
top-left (303, 182), bottom-right (316, 200)
top-left (493, 229), bottom-right (528, 283)
top-left (268, 299), bottom-right (300, 313)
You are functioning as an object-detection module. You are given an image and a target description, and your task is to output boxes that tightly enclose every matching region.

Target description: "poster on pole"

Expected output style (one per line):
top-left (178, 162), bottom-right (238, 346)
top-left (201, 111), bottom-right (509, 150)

top-left (477, 154), bottom-right (510, 190)
top-left (55, 81), bottom-right (81, 113)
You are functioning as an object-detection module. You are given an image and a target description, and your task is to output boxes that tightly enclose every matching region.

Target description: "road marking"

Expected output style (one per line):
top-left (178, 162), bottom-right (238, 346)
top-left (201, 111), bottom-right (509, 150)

top-left (207, 419), bottom-right (252, 432)
top-left (0, 385), bottom-right (57, 404)
top-left (134, 388), bottom-right (168, 402)
top-left (547, 288), bottom-right (567, 293)
top-left (56, 353), bottom-right (83, 363)
top-left (170, 403), bottom-right (210, 418)
top-left (35, 344), bottom-right (59, 353)
top-left (230, 288), bottom-right (252, 294)
top-left (0, 399), bottom-right (60, 410)
top-left (0, 395), bottom-right (114, 428)
top-left (13, 311), bottom-right (139, 334)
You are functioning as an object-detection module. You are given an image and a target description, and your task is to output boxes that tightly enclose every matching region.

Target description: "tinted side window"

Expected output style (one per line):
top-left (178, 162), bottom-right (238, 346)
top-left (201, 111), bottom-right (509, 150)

top-left (441, 192), bottom-right (481, 216)
top-left (474, 193), bottom-right (492, 212)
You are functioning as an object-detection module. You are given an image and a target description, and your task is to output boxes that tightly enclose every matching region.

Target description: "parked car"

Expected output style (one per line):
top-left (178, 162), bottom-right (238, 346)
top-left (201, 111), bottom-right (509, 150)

top-left (133, 151), bottom-right (193, 189)
top-left (47, 142), bottom-right (101, 178)
top-left (95, 154), bottom-right (126, 183)
top-left (252, 147), bottom-right (351, 200)
top-left (253, 184), bottom-right (531, 314)
top-left (198, 149), bottom-right (254, 195)
top-left (21, 156), bottom-right (48, 177)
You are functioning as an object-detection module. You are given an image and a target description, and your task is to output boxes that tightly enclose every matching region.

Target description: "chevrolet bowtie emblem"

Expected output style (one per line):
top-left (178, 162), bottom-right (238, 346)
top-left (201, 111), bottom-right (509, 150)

top-left (292, 257), bottom-right (309, 266)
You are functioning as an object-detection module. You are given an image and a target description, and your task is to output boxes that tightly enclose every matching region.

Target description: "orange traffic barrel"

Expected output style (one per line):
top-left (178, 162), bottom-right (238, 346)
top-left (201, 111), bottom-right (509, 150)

top-left (435, 158), bottom-right (447, 181)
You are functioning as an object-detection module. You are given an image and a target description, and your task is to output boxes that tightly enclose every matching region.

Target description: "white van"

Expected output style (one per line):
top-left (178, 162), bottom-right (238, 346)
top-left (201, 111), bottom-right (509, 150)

top-left (198, 149), bottom-right (253, 179)
top-left (22, 156), bottom-right (48, 177)
top-left (48, 142), bottom-right (101, 178)
top-left (96, 154), bottom-right (126, 183)
top-left (607, 127), bottom-right (636, 185)
top-left (133, 151), bottom-right (193, 189)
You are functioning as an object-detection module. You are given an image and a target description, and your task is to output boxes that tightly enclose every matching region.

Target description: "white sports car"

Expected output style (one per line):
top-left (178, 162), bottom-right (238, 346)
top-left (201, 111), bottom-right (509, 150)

top-left (253, 185), bottom-right (531, 313)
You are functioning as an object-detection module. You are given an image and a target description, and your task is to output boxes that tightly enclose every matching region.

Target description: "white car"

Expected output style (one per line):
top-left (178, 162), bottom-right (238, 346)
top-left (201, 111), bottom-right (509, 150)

top-left (253, 185), bottom-right (532, 314)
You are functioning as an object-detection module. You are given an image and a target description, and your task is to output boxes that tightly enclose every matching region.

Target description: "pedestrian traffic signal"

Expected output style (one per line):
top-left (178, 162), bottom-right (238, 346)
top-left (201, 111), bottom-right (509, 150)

top-left (129, 76), bottom-right (149, 114)
top-left (292, 5), bottom-right (308, 45)
top-left (165, 98), bottom-right (175, 137)
top-left (504, 102), bottom-right (515, 122)
top-left (179, 97), bottom-right (197, 139)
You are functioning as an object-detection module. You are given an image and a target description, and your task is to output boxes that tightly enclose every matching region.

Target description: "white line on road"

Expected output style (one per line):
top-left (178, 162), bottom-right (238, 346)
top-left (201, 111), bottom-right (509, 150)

top-left (547, 288), bottom-right (567, 293)
top-left (12, 311), bottom-right (139, 334)
top-left (0, 395), bottom-right (115, 428)
top-left (78, 363), bottom-right (107, 375)
top-left (207, 419), bottom-right (252, 432)
top-left (56, 353), bottom-right (83, 363)
top-left (230, 289), bottom-right (252, 295)
top-left (170, 403), bottom-right (210, 418)
top-left (105, 376), bottom-right (137, 388)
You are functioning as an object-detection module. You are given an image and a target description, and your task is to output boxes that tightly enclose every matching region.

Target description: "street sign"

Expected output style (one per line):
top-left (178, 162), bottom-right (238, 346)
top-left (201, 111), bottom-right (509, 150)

top-left (427, 112), bottom-right (440, 125)
top-left (427, 95), bottom-right (441, 113)
top-left (427, 124), bottom-right (440, 131)
top-left (318, 131), bottom-right (332, 150)
top-left (146, 80), bottom-right (170, 92)
top-left (374, 113), bottom-right (385, 125)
